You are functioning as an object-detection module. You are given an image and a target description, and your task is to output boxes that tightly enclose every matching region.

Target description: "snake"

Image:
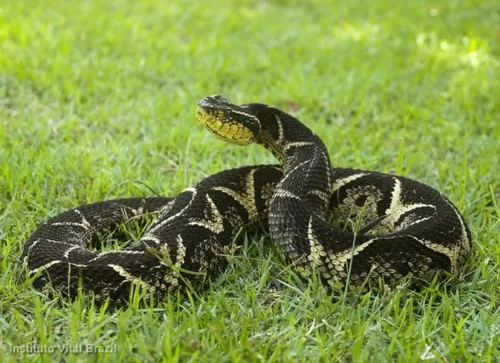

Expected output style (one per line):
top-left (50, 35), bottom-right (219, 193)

top-left (21, 95), bottom-right (472, 301)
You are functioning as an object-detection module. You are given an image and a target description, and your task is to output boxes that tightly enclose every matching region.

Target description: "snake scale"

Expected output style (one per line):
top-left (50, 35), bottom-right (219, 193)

top-left (21, 95), bottom-right (472, 302)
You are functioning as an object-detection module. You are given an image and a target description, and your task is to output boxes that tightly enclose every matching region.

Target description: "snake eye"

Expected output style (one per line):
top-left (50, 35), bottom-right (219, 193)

top-left (223, 109), bottom-right (232, 118)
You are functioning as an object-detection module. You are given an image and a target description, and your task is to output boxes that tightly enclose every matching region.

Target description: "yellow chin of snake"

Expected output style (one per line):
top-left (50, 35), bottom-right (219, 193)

top-left (196, 106), bottom-right (256, 146)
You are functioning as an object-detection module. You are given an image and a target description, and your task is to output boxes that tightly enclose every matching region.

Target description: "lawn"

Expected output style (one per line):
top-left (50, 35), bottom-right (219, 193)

top-left (1, 0), bottom-right (499, 361)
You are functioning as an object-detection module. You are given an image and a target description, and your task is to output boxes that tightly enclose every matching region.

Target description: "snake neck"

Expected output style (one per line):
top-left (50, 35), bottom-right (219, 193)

top-left (244, 104), bottom-right (333, 215)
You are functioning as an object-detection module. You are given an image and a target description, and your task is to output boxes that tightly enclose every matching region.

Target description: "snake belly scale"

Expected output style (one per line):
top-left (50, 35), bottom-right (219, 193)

top-left (21, 95), bottom-right (472, 301)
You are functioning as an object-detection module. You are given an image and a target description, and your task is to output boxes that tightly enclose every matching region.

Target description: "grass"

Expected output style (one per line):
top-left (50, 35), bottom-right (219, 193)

top-left (0, 0), bottom-right (499, 361)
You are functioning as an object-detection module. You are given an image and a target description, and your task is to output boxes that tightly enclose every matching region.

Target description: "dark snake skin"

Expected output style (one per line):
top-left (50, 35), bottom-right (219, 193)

top-left (21, 96), bottom-right (472, 301)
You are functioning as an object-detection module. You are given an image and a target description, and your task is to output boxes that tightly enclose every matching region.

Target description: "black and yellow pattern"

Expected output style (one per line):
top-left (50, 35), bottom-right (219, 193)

top-left (197, 95), bottom-right (471, 290)
top-left (21, 166), bottom-right (282, 301)
top-left (21, 95), bottom-right (472, 301)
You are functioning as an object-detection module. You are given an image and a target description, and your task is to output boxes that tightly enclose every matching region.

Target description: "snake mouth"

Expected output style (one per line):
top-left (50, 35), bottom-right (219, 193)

top-left (196, 101), bottom-right (258, 146)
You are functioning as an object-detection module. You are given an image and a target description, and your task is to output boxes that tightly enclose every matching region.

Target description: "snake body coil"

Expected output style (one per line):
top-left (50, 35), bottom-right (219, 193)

top-left (21, 95), bottom-right (472, 300)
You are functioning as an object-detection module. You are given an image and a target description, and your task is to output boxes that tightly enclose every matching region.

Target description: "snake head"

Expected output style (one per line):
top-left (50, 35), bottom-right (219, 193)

top-left (196, 95), bottom-right (261, 145)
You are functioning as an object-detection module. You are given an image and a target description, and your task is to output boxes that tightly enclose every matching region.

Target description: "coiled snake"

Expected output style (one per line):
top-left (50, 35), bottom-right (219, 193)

top-left (21, 95), bottom-right (472, 301)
